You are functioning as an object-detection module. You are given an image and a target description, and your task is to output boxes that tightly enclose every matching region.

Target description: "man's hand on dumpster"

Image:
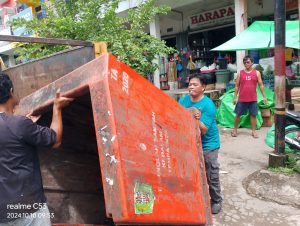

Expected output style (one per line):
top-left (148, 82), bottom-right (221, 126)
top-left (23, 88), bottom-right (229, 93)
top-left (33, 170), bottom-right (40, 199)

top-left (53, 92), bottom-right (74, 110)
top-left (26, 111), bottom-right (41, 123)
top-left (189, 107), bottom-right (201, 120)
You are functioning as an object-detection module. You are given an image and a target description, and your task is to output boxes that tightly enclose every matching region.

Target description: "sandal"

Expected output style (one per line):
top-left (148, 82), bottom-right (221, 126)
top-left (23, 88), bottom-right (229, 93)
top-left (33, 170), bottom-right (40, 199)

top-left (252, 132), bottom-right (259, 139)
top-left (231, 130), bottom-right (237, 137)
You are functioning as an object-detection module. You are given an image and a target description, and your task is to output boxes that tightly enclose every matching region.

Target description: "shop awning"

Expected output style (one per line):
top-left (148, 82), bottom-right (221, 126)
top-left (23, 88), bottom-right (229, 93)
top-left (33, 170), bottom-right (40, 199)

top-left (211, 20), bottom-right (300, 51)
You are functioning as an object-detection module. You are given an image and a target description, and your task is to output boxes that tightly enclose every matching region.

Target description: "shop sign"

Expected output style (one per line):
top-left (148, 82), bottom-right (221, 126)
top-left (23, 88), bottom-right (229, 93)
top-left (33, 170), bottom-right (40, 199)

top-left (286, 0), bottom-right (298, 11)
top-left (189, 5), bottom-right (235, 30)
top-left (10, 7), bottom-right (33, 36)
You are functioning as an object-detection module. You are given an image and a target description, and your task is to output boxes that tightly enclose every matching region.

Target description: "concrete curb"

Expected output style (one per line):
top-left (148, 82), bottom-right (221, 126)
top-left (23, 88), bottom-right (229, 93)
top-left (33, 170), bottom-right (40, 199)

top-left (243, 169), bottom-right (300, 208)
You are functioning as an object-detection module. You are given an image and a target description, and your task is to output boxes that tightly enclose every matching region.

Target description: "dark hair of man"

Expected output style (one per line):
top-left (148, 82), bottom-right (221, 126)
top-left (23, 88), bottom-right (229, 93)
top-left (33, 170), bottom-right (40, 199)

top-left (189, 73), bottom-right (207, 86)
top-left (243, 55), bottom-right (254, 63)
top-left (0, 73), bottom-right (13, 104)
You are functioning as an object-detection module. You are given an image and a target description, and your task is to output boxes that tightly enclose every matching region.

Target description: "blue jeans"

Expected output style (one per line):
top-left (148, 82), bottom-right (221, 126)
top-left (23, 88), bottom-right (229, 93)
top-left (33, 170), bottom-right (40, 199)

top-left (0, 205), bottom-right (51, 226)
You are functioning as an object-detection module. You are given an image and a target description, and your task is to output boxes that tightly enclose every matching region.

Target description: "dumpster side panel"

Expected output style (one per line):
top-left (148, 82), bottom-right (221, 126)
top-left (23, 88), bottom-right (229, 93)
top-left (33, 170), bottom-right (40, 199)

top-left (15, 53), bottom-right (107, 116)
top-left (91, 54), bottom-right (210, 225)
top-left (4, 46), bottom-right (94, 100)
top-left (89, 80), bottom-right (127, 220)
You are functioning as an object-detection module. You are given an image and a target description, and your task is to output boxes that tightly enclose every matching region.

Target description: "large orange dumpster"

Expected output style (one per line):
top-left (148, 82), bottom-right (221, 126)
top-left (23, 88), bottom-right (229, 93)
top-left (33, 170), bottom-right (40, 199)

top-left (17, 54), bottom-right (212, 225)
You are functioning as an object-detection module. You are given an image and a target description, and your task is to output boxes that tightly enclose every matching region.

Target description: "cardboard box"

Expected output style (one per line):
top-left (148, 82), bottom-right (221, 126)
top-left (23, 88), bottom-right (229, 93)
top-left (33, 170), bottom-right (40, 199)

top-left (260, 108), bottom-right (271, 117)
top-left (215, 82), bottom-right (226, 90)
top-left (205, 83), bottom-right (216, 90)
top-left (204, 89), bottom-right (220, 100)
top-left (293, 103), bottom-right (300, 111)
top-left (262, 115), bottom-right (274, 127)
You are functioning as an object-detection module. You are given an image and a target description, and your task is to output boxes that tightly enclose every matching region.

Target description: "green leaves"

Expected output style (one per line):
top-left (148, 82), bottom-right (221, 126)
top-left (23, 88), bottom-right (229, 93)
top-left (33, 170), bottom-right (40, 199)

top-left (268, 154), bottom-right (300, 174)
top-left (10, 0), bottom-right (175, 76)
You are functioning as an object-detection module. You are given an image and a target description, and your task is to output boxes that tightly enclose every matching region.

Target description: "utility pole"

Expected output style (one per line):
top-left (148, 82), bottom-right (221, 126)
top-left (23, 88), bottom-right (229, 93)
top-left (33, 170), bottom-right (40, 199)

top-left (269, 0), bottom-right (287, 167)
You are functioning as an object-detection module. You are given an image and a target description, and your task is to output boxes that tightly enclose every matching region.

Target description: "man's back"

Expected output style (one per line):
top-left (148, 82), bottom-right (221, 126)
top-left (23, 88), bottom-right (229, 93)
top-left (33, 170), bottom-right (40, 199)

top-left (0, 112), bottom-right (55, 223)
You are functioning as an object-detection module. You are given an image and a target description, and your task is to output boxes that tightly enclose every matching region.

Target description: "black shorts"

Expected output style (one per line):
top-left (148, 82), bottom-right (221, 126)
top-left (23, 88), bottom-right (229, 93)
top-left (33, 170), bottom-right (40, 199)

top-left (234, 101), bottom-right (258, 116)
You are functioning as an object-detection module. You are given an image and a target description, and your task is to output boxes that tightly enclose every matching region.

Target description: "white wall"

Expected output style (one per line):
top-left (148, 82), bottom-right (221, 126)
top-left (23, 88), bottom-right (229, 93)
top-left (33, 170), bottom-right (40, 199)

top-left (159, 12), bottom-right (183, 36)
top-left (248, 0), bottom-right (274, 18)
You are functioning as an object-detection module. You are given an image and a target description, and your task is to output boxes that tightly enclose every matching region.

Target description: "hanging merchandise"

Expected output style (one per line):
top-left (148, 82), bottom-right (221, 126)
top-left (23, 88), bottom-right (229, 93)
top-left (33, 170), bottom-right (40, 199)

top-left (167, 60), bottom-right (177, 82)
top-left (175, 53), bottom-right (183, 72)
top-left (176, 63), bottom-right (183, 72)
top-left (187, 56), bottom-right (196, 70)
top-left (159, 56), bottom-right (165, 75)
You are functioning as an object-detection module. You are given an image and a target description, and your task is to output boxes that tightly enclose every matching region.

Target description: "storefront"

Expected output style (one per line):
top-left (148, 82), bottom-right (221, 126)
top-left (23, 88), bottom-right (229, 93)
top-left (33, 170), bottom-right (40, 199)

top-left (187, 5), bottom-right (236, 64)
top-left (159, 0), bottom-right (299, 91)
top-left (160, 4), bottom-right (237, 90)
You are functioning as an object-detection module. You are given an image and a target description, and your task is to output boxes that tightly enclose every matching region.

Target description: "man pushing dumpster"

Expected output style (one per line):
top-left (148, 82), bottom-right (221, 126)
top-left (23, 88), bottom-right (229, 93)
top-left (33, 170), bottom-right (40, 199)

top-left (179, 74), bottom-right (222, 214)
top-left (0, 73), bottom-right (73, 226)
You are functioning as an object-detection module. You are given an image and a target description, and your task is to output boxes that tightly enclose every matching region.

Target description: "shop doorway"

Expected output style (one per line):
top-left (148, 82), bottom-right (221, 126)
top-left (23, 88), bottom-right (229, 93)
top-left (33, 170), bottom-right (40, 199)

top-left (164, 37), bottom-right (177, 48)
top-left (188, 25), bottom-right (236, 65)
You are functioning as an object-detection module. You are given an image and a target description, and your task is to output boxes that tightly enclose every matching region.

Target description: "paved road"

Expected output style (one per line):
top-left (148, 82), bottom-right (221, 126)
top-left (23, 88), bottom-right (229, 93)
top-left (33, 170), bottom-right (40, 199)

top-left (212, 127), bottom-right (300, 226)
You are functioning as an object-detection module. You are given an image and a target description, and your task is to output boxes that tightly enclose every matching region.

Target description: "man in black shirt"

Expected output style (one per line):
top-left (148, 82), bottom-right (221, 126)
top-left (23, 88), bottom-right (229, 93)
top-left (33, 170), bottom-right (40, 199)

top-left (0, 73), bottom-right (73, 225)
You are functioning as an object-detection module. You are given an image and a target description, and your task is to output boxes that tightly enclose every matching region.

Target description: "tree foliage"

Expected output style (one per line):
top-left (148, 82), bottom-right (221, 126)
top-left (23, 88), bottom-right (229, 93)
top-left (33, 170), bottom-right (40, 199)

top-left (11, 0), bottom-right (175, 76)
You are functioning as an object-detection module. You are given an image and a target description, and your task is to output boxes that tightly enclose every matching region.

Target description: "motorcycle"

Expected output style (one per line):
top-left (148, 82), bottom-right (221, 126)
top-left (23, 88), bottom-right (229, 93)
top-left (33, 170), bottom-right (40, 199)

top-left (285, 111), bottom-right (300, 151)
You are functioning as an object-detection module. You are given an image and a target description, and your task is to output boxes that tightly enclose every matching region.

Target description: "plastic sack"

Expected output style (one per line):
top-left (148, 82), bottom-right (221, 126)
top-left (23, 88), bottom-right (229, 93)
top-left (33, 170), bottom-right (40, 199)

top-left (216, 86), bottom-right (274, 129)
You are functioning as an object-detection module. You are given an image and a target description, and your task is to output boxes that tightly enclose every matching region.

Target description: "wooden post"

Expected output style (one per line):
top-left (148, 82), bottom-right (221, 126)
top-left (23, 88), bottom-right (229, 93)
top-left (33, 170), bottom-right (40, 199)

top-left (93, 42), bottom-right (108, 58)
top-left (269, 153), bottom-right (288, 168)
top-left (269, 0), bottom-right (287, 168)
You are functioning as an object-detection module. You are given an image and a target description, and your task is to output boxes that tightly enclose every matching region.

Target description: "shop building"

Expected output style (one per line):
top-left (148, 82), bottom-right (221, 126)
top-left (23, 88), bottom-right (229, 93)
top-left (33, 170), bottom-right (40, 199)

top-left (0, 0), bottom-right (298, 82)
top-left (0, 0), bottom-right (48, 67)
top-left (118, 0), bottom-right (297, 89)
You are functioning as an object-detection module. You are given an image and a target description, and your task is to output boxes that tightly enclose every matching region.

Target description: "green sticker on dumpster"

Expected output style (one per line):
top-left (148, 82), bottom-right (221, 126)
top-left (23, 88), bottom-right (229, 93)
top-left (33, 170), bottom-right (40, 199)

top-left (134, 182), bottom-right (155, 214)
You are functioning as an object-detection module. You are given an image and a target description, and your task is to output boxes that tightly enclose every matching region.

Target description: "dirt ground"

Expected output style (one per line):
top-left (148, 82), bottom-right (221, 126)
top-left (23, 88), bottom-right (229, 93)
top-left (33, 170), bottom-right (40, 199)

top-left (212, 127), bottom-right (300, 226)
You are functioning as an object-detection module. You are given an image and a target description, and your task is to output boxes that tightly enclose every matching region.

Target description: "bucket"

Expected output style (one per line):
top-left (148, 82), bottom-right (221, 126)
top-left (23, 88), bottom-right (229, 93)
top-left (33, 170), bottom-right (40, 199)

top-left (216, 70), bottom-right (230, 83)
top-left (226, 82), bottom-right (235, 91)
top-left (230, 72), bottom-right (235, 81)
top-left (218, 59), bottom-right (227, 69)
top-left (201, 71), bottom-right (216, 84)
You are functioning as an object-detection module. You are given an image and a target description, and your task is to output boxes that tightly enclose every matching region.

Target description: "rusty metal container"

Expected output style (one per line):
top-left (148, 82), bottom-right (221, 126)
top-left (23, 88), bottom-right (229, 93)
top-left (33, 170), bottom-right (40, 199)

top-left (4, 46), bottom-right (95, 100)
top-left (16, 54), bottom-right (212, 225)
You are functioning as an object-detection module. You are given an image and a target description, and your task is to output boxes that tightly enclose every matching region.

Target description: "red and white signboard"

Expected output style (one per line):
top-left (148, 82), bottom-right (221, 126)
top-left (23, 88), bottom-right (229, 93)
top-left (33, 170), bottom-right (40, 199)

top-left (189, 5), bottom-right (235, 30)
top-left (286, 0), bottom-right (298, 11)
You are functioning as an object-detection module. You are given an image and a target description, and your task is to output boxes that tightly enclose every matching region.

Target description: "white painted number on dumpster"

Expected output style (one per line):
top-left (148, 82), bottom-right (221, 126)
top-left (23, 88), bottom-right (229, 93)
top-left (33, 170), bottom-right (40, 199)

top-left (151, 112), bottom-right (160, 177)
top-left (122, 72), bottom-right (129, 95)
top-left (111, 69), bottom-right (118, 80)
